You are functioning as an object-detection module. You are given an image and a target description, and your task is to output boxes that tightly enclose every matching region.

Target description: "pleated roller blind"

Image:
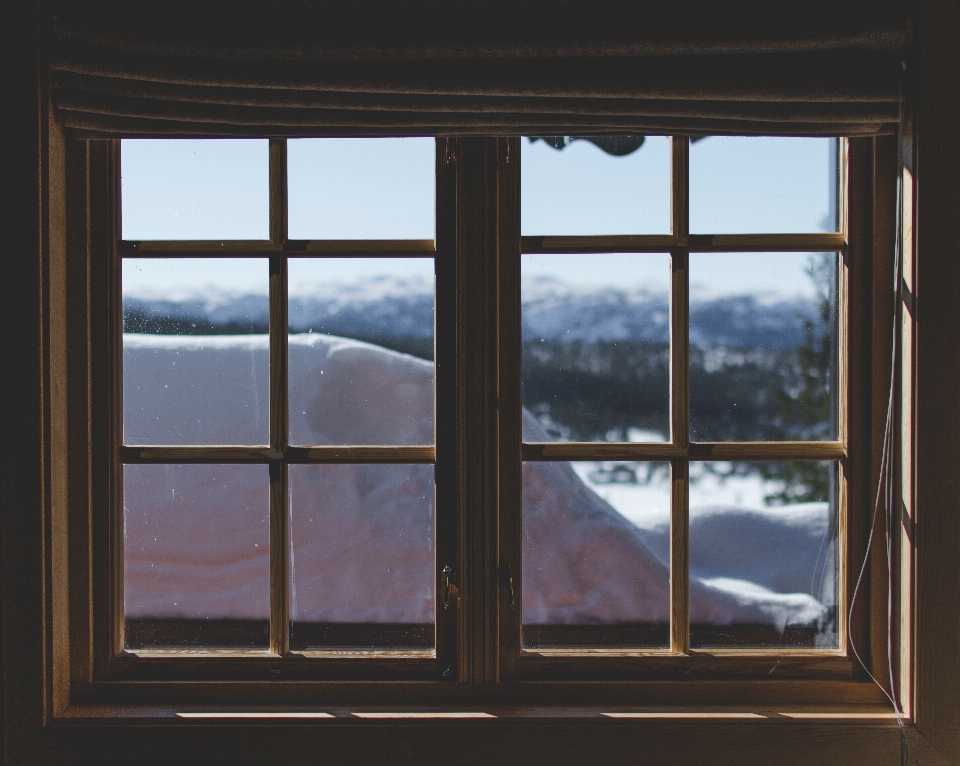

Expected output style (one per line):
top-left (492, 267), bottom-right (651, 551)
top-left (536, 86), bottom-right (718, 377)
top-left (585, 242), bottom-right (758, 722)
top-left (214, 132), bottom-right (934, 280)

top-left (51, 0), bottom-right (910, 137)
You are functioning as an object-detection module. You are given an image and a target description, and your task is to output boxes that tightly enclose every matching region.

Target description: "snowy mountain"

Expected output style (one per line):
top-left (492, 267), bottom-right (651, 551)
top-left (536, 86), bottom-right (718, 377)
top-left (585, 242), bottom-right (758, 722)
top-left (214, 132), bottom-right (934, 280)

top-left (124, 275), bottom-right (820, 350)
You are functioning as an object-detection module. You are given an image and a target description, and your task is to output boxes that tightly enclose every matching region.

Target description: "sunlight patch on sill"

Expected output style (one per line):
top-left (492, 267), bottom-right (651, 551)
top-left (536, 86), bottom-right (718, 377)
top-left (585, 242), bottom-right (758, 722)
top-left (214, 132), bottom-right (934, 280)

top-left (352, 712), bottom-right (495, 719)
top-left (176, 712), bottom-right (334, 719)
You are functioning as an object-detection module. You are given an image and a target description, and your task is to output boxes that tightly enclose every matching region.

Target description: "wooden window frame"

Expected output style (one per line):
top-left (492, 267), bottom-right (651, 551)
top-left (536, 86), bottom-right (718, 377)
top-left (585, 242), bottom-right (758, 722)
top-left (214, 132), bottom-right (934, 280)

top-left (97, 138), bottom-right (457, 682)
top-left (499, 136), bottom-right (859, 680)
top-left (49, 133), bottom-right (901, 711)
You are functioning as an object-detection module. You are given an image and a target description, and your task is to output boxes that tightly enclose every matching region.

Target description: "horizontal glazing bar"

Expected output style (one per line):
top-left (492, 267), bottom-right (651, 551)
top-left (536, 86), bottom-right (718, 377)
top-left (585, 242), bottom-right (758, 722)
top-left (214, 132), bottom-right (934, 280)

top-left (121, 446), bottom-right (436, 463)
top-left (687, 233), bottom-right (847, 250)
top-left (521, 233), bottom-right (846, 254)
top-left (119, 240), bottom-right (437, 257)
top-left (522, 235), bottom-right (677, 253)
top-left (521, 442), bottom-right (845, 461)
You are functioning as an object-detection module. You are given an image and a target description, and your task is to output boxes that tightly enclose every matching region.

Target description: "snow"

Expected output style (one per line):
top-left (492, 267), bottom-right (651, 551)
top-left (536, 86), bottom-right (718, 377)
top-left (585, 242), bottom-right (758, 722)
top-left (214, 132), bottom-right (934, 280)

top-left (123, 332), bottom-right (834, 638)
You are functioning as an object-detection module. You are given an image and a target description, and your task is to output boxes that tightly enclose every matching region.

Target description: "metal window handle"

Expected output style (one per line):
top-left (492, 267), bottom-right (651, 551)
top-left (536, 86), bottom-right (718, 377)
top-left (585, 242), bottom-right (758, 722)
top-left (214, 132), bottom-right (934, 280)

top-left (442, 566), bottom-right (457, 610)
top-left (500, 564), bottom-right (516, 610)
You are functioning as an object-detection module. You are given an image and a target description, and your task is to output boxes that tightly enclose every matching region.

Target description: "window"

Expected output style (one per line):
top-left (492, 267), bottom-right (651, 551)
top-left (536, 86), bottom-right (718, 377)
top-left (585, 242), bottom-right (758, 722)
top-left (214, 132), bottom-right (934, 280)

top-left (65, 133), bottom-right (890, 699)
top-left (12, 0), bottom-right (960, 759)
top-left (112, 137), bottom-right (451, 677)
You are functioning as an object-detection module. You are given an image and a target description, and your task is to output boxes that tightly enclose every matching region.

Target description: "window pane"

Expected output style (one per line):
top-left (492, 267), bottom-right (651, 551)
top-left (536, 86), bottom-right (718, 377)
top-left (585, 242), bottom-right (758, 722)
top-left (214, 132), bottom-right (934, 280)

top-left (689, 252), bottom-right (839, 442)
top-left (123, 258), bottom-right (269, 446)
top-left (124, 464), bottom-right (270, 650)
top-left (690, 137), bottom-right (838, 234)
top-left (521, 135), bottom-right (671, 236)
top-left (287, 138), bottom-right (435, 240)
top-left (288, 258), bottom-right (434, 446)
top-left (522, 459), bottom-right (671, 648)
top-left (522, 254), bottom-right (670, 442)
top-left (289, 464), bottom-right (435, 650)
top-left (121, 139), bottom-right (269, 240)
top-left (689, 461), bottom-right (838, 649)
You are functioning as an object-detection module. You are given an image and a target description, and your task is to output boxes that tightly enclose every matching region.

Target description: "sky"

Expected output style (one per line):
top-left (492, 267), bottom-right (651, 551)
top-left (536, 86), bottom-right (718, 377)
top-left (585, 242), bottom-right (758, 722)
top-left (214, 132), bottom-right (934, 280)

top-left (120, 136), bottom-right (838, 301)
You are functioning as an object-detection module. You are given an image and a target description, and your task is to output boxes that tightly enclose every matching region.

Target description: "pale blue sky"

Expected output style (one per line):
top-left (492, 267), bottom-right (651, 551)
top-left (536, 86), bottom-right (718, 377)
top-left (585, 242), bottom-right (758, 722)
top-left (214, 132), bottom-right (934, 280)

top-left (121, 136), bottom-right (837, 301)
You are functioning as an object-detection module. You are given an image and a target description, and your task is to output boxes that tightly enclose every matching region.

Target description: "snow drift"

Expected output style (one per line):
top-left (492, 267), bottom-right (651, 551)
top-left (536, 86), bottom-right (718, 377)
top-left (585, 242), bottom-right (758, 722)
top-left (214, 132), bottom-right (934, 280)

top-left (123, 332), bottom-right (831, 638)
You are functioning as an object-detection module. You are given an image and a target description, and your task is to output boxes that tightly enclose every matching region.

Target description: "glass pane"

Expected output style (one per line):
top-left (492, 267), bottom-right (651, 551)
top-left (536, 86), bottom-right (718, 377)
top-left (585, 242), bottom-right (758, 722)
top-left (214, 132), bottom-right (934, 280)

top-left (123, 259), bottom-right (269, 446)
top-left (289, 464), bottom-right (435, 650)
top-left (522, 460), bottom-right (670, 648)
top-left (689, 252), bottom-right (838, 442)
top-left (124, 464), bottom-right (270, 649)
top-left (521, 135), bottom-right (671, 235)
top-left (121, 139), bottom-right (269, 240)
top-left (522, 254), bottom-right (670, 442)
top-left (690, 136), bottom-right (838, 234)
top-left (288, 258), bottom-right (434, 446)
top-left (689, 461), bottom-right (838, 648)
top-left (287, 138), bottom-right (435, 240)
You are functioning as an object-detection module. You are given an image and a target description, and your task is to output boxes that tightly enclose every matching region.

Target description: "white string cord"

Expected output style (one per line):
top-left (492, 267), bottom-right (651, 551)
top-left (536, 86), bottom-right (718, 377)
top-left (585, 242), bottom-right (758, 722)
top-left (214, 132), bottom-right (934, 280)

top-left (846, 128), bottom-right (909, 765)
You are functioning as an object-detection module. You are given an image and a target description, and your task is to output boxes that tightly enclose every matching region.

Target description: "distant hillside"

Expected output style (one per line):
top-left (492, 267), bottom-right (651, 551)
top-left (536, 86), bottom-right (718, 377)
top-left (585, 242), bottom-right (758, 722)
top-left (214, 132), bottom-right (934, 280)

top-left (124, 276), bottom-right (819, 351)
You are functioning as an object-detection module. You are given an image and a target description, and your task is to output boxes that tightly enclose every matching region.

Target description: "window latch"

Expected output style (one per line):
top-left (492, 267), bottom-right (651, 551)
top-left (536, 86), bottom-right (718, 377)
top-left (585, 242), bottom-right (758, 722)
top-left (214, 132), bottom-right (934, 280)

top-left (500, 563), bottom-right (515, 609)
top-left (442, 565), bottom-right (457, 609)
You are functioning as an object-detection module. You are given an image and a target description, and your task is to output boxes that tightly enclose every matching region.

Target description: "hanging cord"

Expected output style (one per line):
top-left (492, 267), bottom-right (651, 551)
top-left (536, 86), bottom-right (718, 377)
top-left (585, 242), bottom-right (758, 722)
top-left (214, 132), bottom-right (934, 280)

top-left (847, 103), bottom-right (910, 765)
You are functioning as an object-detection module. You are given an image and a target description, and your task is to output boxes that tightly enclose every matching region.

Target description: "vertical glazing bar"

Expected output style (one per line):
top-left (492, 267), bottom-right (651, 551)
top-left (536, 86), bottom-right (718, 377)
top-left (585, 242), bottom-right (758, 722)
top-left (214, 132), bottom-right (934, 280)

top-left (670, 459), bottom-right (690, 653)
top-left (270, 139), bottom-right (288, 246)
top-left (672, 136), bottom-right (690, 243)
top-left (670, 250), bottom-right (690, 654)
top-left (670, 136), bottom-right (691, 654)
top-left (269, 140), bottom-right (290, 655)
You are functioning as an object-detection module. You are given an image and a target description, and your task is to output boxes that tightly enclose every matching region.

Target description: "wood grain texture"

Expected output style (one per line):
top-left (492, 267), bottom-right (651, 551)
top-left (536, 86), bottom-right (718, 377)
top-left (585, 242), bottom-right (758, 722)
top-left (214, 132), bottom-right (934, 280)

top-left (522, 442), bottom-right (845, 461)
top-left (896, 104), bottom-right (916, 719)
top-left (842, 138), bottom-right (871, 671)
top-left (912, 4), bottom-right (960, 758)
top-left (434, 135), bottom-right (459, 680)
top-left (116, 240), bottom-right (435, 256)
top-left (686, 233), bottom-right (847, 251)
top-left (269, 138), bottom-right (287, 245)
top-left (498, 136), bottom-right (523, 679)
top-left (455, 137), bottom-right (501, 683)
top-left (521, 235), bottom-right (677, 253)
top-left (120, 446), bottom-right (436, 463)
top-left (670, 460), bottom-right (690, 654)
top-left (64, 136), bottom-right (95, 702)
top-left (105, 141), bottom-right (126, 664)
top-left (869, 136), bottom-right (898, 690)
top-left (670, 253), bottom-right (690, 451)
top-left (268, 179), bottom-right (290, 652)
top-left (520, 233), bottom-right (847, 254)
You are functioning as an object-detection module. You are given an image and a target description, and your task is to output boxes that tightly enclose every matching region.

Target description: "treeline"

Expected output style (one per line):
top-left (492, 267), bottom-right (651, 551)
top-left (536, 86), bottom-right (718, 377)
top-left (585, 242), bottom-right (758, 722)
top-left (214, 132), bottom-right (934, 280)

top-left (522, 339), bottom-right (832, 444)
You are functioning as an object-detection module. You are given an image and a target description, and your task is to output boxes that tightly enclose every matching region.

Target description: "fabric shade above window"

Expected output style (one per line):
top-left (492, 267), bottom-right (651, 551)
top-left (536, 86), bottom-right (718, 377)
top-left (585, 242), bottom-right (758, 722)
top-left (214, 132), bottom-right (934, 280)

top-left (51, 0), bottom-right (910, 137)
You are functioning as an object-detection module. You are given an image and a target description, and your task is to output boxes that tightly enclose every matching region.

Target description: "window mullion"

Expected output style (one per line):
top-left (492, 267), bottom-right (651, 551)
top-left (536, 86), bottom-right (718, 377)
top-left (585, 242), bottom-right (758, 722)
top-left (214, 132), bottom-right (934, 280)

top-left (454, 137), bottom-right (503, 682)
